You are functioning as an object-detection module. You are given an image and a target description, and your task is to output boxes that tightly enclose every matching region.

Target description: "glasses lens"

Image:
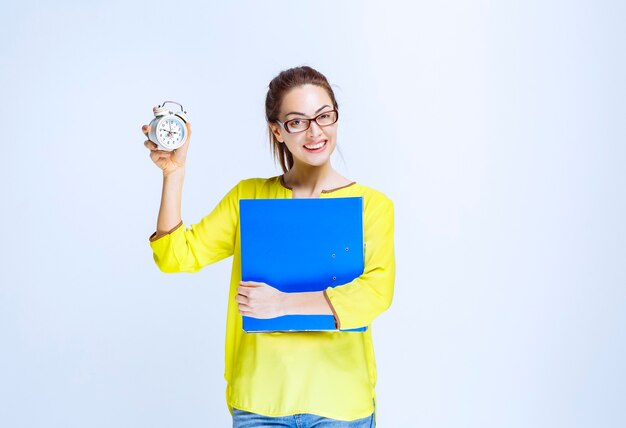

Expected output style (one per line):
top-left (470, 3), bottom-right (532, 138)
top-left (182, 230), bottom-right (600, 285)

top-left (286, 119), bottom-right (310, 133)
top-left (316, 110), bottom-right (338, 126)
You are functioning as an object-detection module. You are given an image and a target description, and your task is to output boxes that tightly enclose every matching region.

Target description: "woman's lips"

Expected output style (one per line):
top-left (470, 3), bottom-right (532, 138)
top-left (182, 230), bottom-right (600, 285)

top-left (303, 140), bottom-right (327, 152)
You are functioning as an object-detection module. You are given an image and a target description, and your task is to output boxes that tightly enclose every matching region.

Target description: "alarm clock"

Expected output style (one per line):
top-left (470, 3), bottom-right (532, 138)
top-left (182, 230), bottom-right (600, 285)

top-left (147, 101), bottom-right (190, 151)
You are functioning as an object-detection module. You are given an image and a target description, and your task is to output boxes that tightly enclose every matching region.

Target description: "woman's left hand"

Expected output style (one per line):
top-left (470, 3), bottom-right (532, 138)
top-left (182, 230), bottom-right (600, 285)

top-left (236, 281), bottom-right (287, 319)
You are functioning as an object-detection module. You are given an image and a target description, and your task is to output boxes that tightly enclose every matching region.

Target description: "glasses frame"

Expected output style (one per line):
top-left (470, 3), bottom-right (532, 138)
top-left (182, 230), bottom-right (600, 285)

top-left (275, 109), bottom-right (339, 134)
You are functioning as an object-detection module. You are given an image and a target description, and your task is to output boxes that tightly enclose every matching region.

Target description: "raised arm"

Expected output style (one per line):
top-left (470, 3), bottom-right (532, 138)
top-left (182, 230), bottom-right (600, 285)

top-left (143, 123), bottom-right (240, 273)
top-left (142, 123), bottom-right (190, 236)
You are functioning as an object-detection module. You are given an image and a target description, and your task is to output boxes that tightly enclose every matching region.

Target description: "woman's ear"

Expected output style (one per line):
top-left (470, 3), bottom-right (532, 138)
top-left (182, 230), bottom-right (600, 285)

top-left (269, 123), bottom-right (284, 143)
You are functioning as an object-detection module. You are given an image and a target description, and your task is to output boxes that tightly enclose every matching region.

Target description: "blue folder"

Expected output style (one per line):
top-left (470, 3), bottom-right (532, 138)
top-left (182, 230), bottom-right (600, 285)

top-left (239, 197), bottom-right (366, 333)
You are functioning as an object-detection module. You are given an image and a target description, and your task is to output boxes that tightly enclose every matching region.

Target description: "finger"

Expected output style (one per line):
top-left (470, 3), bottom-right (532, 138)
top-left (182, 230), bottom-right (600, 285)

top-left (150, 151), bottom-right (171, 163)
top-left (144, 140), bottom-right (158, 151)
top-left (235, 294), bottom-right (248, 304)
top-left (142, 125), bottom-right (150, 136)
top-left (149, 149), bottom-right (167, 159)
top-left (149, 147), bottom-right (172, 156)
top-left (240, 281), bottom-right (263, 287)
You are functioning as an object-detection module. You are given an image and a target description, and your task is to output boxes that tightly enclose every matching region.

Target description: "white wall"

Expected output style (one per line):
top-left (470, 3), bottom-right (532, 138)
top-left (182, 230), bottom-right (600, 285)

top-left (1, 1), bottom-right (624, 427)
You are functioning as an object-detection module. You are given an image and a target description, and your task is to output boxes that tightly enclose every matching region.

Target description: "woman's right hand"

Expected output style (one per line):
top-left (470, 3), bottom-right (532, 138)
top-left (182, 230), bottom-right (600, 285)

top-left (142, 122), bottom-right (192, 176)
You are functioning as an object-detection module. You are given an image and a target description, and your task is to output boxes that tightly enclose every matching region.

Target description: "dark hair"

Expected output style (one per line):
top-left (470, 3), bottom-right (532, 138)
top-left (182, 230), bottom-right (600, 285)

top-left (265, 66), bottom-right (339, 173)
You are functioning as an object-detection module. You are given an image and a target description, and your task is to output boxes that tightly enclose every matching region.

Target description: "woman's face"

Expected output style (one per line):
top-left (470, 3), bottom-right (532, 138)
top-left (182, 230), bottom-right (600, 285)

top-left (270, 84), bottom-right (338, 169)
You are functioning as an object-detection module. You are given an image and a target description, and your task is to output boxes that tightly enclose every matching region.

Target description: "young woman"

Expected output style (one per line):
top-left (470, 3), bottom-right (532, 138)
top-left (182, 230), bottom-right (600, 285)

top-left (143, 66), bottom-right (395, 428)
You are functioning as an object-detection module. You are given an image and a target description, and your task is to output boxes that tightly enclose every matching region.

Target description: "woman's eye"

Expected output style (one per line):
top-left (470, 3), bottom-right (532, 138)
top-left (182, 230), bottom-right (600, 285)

top-left (320, 114), bottom-right (329, 119)
top-left (291, 120), bottom-right (301, 126)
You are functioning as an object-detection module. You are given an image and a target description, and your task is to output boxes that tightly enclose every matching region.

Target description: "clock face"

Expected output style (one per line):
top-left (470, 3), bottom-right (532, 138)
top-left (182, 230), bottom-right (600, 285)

top-left (156, 117), bottom-right (186, 149)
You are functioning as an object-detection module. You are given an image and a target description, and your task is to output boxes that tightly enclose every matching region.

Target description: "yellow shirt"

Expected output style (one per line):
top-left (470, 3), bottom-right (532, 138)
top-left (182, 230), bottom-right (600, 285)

top-left (148, 175), bottom-right (395, 421)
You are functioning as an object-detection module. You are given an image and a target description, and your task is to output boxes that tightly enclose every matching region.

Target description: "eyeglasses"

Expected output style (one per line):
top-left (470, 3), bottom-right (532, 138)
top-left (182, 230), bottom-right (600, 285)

top-left (275, 109), bottom-right (339, 134)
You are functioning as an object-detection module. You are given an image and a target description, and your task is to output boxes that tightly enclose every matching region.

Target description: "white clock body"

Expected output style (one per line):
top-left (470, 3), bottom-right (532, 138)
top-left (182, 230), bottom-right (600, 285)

top-left (147, 102), bottom-right (189, 151)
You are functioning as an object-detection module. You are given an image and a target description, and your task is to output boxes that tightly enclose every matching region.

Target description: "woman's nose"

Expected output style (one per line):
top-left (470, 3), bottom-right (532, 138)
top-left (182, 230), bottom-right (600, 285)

top-left (307, 120), bottom-right (323, 137)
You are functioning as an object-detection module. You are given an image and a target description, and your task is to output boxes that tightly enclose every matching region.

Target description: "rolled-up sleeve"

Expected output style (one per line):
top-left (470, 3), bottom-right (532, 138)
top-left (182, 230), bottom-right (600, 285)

top-left (148, 181), bottom-right (240, 273)
top-left (323, 194), bottom-right (395, 330)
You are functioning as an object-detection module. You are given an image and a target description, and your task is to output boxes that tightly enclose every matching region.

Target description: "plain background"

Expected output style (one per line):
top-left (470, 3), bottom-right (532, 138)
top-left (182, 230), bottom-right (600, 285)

top-left (1, 0), bottom-right (624, 427)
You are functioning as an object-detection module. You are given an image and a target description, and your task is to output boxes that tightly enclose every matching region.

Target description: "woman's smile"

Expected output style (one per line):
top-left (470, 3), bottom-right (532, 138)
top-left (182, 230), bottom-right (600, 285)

top-left (303, 139), bottom-right (328, 152)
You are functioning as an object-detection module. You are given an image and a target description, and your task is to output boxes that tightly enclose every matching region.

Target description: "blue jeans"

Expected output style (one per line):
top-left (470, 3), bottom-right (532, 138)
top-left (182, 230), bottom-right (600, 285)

top-left (232, 408), bottom-right (375, 427)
